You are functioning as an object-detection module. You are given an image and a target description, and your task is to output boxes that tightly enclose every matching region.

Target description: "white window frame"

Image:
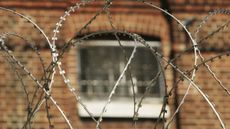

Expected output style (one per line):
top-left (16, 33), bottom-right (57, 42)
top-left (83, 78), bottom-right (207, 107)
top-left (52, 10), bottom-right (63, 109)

top-left (77, 40), bottom-right (169, 118)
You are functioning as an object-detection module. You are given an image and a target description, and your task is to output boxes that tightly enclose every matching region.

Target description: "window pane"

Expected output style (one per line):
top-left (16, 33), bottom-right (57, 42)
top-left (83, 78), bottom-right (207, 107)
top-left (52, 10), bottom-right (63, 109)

top-left (79, 46), bottom-right (161, 98)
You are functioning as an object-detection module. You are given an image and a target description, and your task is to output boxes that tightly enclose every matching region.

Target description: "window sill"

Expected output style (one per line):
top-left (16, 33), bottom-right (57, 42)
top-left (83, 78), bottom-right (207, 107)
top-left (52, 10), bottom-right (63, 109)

top-left (78, 98), bottom-right (169, 118)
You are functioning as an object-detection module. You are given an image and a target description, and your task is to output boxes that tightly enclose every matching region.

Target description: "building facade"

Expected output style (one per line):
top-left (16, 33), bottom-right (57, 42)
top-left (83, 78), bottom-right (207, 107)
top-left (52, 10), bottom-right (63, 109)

top-left (0, 0), bottom-right (229, 129)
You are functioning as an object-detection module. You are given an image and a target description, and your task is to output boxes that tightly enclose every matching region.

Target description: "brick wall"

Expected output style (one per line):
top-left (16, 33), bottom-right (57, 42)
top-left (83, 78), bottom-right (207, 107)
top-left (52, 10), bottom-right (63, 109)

top-left (0, 0), bottom-right (229, 129)
top-left (171, 1), bottom-right (230, 129)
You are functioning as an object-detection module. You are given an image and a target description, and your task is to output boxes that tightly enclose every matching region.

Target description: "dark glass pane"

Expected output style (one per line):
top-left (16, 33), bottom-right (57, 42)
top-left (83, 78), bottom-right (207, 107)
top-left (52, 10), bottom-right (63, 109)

top-left (79, 46), bottom-right (161, 98)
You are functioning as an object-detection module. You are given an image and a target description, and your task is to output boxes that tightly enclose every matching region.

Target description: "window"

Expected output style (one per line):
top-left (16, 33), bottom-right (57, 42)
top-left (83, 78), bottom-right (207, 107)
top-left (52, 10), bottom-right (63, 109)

top-left (77, 39), bottom-right (167, 118)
